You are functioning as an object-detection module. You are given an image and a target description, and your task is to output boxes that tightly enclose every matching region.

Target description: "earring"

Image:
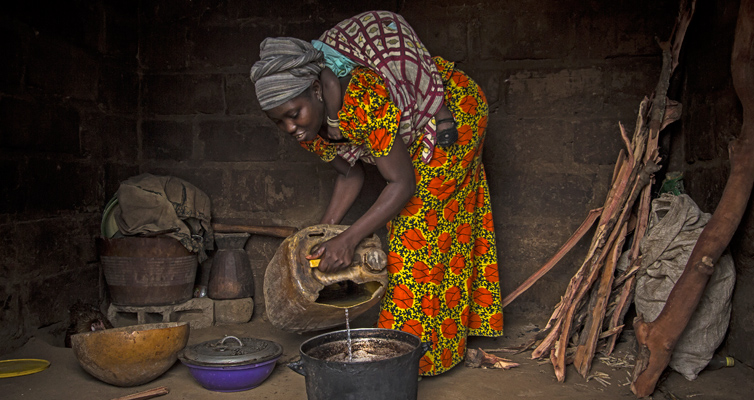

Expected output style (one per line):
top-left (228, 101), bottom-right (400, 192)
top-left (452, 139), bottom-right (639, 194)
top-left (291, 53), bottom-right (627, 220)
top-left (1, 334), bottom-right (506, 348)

top-left (317, 93), bottom-right (323, 102)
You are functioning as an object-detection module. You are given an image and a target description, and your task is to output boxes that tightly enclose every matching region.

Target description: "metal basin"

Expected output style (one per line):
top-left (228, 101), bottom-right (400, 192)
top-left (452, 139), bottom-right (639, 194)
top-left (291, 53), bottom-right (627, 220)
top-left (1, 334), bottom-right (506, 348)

top-left (289, 328), bottom-right (428, 400)
top-left (98, 237), bottom-right (197, 306)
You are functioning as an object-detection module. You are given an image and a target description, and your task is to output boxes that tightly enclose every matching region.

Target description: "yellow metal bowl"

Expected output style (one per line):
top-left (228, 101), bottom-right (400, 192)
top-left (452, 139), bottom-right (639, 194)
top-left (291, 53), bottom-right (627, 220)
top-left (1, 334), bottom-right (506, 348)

top-left (71, 322), bottom-right (190, 387)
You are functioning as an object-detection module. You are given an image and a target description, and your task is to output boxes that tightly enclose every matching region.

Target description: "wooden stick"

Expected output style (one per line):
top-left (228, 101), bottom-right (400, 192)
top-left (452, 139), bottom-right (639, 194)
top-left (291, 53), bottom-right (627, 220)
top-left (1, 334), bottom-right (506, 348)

top-left (502, 207), bottom-right (603, 308)
top-left (212, 222), bottom-right (298, 238)
top-left (532, 137), bottom-right (641, 360)
top-left (573, 222), bottom-right (627, 377)
top-left (632, 0), bottom-right (753, 396)
top-left (110, 386), bottom-right (169, 400)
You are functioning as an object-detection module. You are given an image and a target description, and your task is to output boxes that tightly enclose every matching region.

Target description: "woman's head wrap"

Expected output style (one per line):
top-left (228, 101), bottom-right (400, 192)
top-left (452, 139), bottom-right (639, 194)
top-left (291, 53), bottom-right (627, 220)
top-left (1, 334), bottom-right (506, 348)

top-left (250, 37), bottom-right (324, 110)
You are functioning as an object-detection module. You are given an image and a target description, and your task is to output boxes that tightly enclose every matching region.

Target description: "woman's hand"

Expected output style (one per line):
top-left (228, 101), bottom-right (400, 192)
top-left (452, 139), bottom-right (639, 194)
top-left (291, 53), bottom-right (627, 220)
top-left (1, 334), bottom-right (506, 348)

top-left (306, 233), bottom-right (358, 273)
top-left (326, 125), bottom-right (343, 141)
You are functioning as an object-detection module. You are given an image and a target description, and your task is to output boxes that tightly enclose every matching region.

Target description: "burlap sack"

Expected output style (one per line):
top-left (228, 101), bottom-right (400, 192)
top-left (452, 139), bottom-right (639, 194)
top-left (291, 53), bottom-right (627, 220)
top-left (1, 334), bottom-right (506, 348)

top-left (635, 194), bottom-right (735, 380)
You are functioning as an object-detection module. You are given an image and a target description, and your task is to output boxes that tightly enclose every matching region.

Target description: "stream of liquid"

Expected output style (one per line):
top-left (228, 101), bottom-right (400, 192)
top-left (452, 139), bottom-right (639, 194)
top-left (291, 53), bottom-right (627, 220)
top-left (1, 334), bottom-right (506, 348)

top-left (345, 308), bottom-right (353, 362)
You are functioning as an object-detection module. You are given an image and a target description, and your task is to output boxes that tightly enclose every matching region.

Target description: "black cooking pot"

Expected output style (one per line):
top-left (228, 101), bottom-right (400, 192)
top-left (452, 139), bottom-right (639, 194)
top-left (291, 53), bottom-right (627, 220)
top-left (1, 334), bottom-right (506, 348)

top-left (288, 328), bottom-right (429, 400)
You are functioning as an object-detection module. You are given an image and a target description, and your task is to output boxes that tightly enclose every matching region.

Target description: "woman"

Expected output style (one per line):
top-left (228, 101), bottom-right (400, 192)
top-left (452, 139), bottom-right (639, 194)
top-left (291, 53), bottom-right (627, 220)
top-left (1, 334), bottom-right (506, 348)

top-left (250, 17), bottom-right (502, 376)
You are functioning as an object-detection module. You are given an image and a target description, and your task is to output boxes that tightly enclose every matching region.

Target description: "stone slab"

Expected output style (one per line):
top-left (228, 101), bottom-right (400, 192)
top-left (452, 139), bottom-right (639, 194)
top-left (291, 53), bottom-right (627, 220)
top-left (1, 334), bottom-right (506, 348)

top-left (213, 297), bottom-right (254, 325)
top-left (107, 297), bottom-right (214, 330)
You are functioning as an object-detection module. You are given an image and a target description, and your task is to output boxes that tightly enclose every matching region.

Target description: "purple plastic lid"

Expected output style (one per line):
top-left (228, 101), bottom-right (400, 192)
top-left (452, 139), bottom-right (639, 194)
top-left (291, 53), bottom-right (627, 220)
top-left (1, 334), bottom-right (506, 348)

top-left (180, 336), bottom-right (283, 366)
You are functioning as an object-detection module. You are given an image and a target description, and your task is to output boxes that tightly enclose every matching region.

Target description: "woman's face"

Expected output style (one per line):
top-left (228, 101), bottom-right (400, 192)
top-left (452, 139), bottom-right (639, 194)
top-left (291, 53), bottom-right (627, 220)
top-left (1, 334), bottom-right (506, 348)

top-left (264, 82), bottom-right (324, 142)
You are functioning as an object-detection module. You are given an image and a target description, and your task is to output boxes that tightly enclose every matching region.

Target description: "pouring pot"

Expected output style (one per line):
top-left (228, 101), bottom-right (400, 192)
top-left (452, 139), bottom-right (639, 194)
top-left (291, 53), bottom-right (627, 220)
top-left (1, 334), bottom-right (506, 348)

top-left (264, 224), bottom-right (388, 333)
top-left (288, 328), bottom-right (428, 400)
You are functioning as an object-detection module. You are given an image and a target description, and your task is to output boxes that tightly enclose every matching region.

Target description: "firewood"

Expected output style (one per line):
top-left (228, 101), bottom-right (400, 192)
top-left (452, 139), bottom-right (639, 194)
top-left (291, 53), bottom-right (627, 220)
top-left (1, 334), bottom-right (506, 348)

top-left (631, 0), bottom-right (753, 396)
top-left (573, 222), bottom-right (627, 377)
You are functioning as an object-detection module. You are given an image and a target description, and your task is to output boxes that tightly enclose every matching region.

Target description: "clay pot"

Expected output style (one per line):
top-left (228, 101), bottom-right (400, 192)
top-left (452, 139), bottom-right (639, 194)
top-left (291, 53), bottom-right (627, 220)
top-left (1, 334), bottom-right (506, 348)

top-left (208, 233), bottom-right (254, 300)
top-left (263, 225), bottom-right (388, 333)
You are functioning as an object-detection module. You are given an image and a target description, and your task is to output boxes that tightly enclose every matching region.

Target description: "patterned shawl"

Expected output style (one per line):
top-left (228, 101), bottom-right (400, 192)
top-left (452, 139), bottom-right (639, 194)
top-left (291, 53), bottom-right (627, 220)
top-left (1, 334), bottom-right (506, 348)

top-left (318, 10), bottom-right (445, 164)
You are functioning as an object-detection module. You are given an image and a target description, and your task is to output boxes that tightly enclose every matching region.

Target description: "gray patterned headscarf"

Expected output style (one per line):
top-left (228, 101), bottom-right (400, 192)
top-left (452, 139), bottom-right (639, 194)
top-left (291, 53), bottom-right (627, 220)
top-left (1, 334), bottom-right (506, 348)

top-left (250, 37), bottom-right (324, 110)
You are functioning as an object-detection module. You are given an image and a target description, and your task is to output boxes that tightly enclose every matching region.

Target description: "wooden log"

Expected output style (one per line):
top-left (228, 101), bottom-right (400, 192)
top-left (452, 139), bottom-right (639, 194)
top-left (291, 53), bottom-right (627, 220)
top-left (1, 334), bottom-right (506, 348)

top-left (573, 222), bottom-right (627, 377)
top-left (212, 223), bottom-right (298, 238)
top-left (532, 132), bottom-right (644, 360)
top-left (632, 0), bottom-right (754, 396)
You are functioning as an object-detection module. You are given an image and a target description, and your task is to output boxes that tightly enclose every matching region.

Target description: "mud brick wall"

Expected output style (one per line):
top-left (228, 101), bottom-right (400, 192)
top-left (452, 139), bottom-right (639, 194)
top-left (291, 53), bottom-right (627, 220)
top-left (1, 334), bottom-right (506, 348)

top-left (2, 0), bottom-right (749, 365)
top-left (0, 1), bottom-right (140, 353)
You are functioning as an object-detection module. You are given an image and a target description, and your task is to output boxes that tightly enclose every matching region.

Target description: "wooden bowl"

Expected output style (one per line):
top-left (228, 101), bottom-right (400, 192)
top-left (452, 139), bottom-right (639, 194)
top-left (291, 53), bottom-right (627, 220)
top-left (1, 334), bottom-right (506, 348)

top-left (71, 322), bottom-right (190, 387)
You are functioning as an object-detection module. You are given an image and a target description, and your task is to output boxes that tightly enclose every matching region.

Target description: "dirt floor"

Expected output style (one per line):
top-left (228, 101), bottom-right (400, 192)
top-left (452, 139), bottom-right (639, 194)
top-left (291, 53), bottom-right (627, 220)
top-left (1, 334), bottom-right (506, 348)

top-left (2, 310), bottom-right (753, 399)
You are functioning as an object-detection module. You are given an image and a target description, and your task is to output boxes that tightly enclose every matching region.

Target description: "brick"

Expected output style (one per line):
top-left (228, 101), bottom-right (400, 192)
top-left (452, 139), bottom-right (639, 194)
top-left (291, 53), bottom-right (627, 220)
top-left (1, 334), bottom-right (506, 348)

top-left (13, 216), bottom-right (100, 279)
top-left (142, 74), bottom-right (224, 115)
top-left (107, 297), bottom-right (214, 330)
top-left (26, 37), bottom-right (99, 101)
top-left (24, 160), bottom-right (102, 213)
top-left (100, 2), bottom-right (138, 58)
top-left (568, 7), bottom-right (675, 59)
top-left (572, 118), bottom-right (626, 165)
top-left (478, 11), bottom-right (573, 61)
top-left (81, 115), bottom-right (138, 161)
top-left (10, 1), bottom-right (100, 48)
top-left (226, 73), bottom-right (257, 115)
top-left (495, 217), bottom-right (590, 313)
top-left (138, 23), bottom-right (190, 71)
top-left (98, 62), bottom-right (139, 114)
top-left (485, 117), bottom-right (573, 169)
top-left (264, 166), bottom-right (329, 220)
top-left (0, 26), bottom-right (26, 94)
top-left (283, 22), bottom-right (331, 43)
top-left (0, 97), bottom-right (80, 154)
top-left (190, 25), bottom-right (265, 69)
top-left (214, 297), bottom-right (254, 325)
top-left (601, 60), bottom-right (660, 120)
top-left (490, 168), bottom-right (598, 220)
top-left (227, 168), bottom-right (269, 213)
top-left (504, 68), bottom-right (605, 118)
top-left (141, 119), bottom-right (194, 161)
top-left (199, 119), bottom-right (280, 162)
top-left (0, 160), bottom-right (24, 214)
top-left (410, 17), bottom-right (467, 62)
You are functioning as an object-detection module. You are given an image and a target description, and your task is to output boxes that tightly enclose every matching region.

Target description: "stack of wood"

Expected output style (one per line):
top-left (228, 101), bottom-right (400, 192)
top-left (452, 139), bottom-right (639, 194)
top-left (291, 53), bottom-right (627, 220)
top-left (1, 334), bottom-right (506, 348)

top-left (507, 1), bottom-right (695, 384)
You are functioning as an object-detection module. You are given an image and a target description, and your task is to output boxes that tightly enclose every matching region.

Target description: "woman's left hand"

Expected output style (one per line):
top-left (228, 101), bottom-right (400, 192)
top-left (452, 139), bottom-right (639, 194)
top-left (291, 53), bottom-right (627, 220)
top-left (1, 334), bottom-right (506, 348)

top-left (305, 233), bottom-right (357, 273)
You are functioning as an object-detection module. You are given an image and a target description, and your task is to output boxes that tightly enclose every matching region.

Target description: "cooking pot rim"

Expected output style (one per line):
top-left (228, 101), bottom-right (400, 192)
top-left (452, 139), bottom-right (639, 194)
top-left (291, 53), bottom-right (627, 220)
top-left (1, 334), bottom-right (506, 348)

top-left (299, 328), bottom-right (422, 361)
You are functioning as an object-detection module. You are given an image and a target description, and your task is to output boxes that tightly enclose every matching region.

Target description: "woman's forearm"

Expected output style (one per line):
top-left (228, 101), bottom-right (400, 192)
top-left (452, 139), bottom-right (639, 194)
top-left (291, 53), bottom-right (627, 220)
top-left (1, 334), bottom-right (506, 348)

top-left (338, 136), bottom-right (416, 247)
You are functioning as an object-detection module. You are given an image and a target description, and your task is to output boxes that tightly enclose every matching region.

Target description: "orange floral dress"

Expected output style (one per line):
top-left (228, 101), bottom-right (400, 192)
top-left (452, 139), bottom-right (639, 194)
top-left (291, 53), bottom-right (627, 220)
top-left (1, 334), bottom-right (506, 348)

top-left (301, 57), bottom-right (503, 376)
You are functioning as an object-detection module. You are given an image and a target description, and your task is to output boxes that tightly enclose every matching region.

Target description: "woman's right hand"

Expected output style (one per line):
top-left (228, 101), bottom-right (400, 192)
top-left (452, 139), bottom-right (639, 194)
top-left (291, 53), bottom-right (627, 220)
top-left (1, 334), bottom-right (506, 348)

top-left (326, 125), bottom-right (343, 141)
top-left (306, 233), bottom-right (358, 273)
